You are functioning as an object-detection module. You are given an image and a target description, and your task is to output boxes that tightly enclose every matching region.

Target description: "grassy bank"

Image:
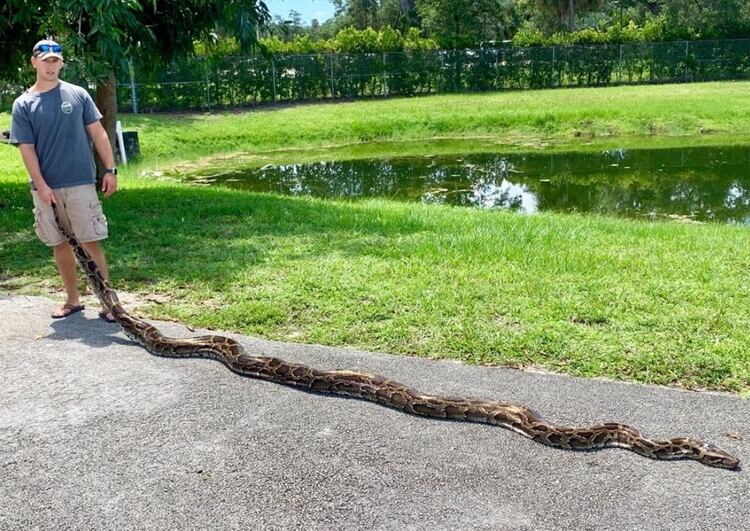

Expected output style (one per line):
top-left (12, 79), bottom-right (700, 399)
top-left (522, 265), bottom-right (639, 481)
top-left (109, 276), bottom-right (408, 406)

top-left (2, 81), bottom-right (750, 173)
top-left (1, 82), bottom-right (749, 394)
top-left (1, 178), bottom-right (749, 394)
top-left (122, 81), bottom-right (750, 167)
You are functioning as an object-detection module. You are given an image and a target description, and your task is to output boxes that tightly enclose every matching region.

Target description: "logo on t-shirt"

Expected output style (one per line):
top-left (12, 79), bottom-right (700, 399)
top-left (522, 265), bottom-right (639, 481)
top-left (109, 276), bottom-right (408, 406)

top-left (61, 101), bottom-right (73, 115)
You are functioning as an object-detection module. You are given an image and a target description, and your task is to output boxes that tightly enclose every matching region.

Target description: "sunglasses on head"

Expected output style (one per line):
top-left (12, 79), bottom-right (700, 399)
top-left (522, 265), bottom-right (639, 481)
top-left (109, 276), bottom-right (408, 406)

top-left (35, 43), bottom-right (62, 54)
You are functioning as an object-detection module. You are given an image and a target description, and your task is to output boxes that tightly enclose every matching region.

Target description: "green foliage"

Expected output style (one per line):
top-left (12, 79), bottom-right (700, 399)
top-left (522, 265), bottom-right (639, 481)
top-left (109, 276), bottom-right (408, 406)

top-left (326, 0), bottom-right (419, 33)
top-left (332, 26), bottom-right (382, 53)
top-left (195, 36), bottom-right (242, 58)
top-left (513, 7), bottom-right (750, 46)
top-left (515, 0), bottom-right (750, 42)
top-left (259, 35), bottom-right (321, 54)
top-left (525, 0), bottom-right (605, 34)
top-left (0, 0), bottom-right (144, 82)
top-left (641, 16), bottom-right (669, 41)
top-left (510, 28), bottom-right (548, 47)
top-left (605, 20), bottom-right (655, 43)
top-left (403, 27), bottom-right (437, 50)
top-left (0, 1), bottom-right (271, 82)
top-left (659, 0), bottom-right (750, 40)
top-left (0, 1), bottom-right (46, 80)
top-left (48, 0), bottom-right (143, 80)
top-left (378, 26), bottom-right (404, 52)
top-left (258, 26), bottom-right (436, 55)
top-left (335, 0), bottom-right (382, 29)
top-left (512, 16), bottom-right (672, 46)
top-left (108, 37), bottom-right (750, 113)
top-left (417, 0), bottom-right (511, 48)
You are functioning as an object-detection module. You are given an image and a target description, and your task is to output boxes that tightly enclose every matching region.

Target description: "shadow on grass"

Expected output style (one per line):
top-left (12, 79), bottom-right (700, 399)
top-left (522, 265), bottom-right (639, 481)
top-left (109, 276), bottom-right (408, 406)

top-left (0, 180), bottom-right (429, 289)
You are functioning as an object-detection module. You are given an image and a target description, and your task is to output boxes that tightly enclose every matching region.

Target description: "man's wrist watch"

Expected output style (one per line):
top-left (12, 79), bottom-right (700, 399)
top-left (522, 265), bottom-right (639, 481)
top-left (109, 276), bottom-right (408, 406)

top-left (104, 167), bottom-right (117, 176)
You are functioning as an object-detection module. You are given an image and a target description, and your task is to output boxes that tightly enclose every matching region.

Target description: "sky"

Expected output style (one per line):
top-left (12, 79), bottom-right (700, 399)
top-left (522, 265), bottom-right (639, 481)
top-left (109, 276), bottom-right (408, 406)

top-left (264, 0), bottom-right (337, 24)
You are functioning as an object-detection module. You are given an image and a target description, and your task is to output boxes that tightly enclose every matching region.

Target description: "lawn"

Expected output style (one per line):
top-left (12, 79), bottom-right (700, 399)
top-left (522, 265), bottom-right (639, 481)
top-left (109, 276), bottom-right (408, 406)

top-left (2, 81), bottom-right (749, 394)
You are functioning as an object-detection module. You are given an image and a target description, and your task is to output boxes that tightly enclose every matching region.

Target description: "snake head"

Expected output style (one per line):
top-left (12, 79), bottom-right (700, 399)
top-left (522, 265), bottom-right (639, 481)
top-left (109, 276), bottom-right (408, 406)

top-left (700, 444), bottom-right (741, 470)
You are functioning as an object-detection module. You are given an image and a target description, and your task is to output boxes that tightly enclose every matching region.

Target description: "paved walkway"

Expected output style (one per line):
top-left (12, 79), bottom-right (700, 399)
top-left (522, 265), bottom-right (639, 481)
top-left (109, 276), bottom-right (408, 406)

top-left (1, 294), bottom-right (748, 530)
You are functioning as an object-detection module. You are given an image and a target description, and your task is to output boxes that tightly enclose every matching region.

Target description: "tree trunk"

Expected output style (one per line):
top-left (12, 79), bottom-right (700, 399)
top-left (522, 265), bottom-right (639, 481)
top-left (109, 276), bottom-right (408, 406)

top-left (399, 0), bottom-right (416, 13)
top-left (636, 1), bottom-right (661, 16)
top-left (568, 0), bottom-right (575, 32)
top-left (556, 0), bottom-right (565, 31)
top-left (95, 72), bottom-right (118, 183)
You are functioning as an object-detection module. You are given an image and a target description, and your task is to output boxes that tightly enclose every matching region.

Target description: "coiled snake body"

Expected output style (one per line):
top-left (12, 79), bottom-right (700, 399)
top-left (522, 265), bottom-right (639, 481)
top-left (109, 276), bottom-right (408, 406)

top-left (52, 205), bottom-right (740, 470)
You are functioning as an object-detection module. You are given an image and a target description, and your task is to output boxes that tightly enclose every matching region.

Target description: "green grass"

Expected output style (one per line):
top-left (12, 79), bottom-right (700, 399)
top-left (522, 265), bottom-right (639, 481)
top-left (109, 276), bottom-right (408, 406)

top-left (126, 81), bottom-right (750, 165)
top-left (2, 81), bottom-right (750, 394)
top-left (2, 179), bottom-right (749, 393)
top-left (4, 81), bottom-right (750, 171)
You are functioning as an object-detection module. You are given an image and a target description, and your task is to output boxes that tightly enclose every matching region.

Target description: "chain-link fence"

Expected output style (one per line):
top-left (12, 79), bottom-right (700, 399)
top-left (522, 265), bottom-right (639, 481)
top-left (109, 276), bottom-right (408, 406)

top-left (2, 39), bottom-right (749, 113)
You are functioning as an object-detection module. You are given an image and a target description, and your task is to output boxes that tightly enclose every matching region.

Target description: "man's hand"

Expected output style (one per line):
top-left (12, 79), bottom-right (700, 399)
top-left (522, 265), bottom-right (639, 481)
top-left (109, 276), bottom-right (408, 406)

top-left (101, 173), bottom-right (117, 197)
top-left (37, 183), bottom-right (56, 206)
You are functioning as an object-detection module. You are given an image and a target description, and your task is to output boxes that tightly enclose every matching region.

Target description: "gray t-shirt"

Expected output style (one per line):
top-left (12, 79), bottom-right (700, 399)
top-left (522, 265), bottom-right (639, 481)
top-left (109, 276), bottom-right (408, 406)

top-left (10, 80), bottom-right (103, 189)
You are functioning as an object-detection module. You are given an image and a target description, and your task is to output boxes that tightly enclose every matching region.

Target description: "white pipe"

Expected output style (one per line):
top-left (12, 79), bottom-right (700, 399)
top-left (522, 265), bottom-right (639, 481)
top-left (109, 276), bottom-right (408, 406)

top-left (116, 120), bottom-right (127, 165)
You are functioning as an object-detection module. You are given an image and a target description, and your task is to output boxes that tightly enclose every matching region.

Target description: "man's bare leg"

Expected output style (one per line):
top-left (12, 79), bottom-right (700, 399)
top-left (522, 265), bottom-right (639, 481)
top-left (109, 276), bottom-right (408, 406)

top-left (81, 240), bottom-right (114, 320)
top-left (81, 240), bottom-right (110, 280)
top-left (52, 242), bottom-right (82, 316)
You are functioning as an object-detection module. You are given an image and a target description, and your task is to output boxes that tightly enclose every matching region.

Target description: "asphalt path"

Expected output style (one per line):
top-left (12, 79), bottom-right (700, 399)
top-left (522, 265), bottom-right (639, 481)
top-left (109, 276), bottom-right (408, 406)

top-left (1, 294), bottom-right (748, 530)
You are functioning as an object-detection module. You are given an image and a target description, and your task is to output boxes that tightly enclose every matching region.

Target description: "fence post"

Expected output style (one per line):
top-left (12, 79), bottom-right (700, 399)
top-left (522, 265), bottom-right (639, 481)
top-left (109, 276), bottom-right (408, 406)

top-left (439, 51), bottom-right (445, 92)
top-left (551, 45), bottom-right (556, 87)
top-left (271, 57), bottom-right (277, 101)
top-left (618, 43), bottom-right (623, 83)
top-left (329, 53), bottom-right (335, 98)
top-left (382, 52), bottom-right (388, 96)
top-left (128, 59), bottom-right (138, 114)
top-left (684, 40), bottom-right (689, 82)
top-left (204, 58), bottom-right (212, 112)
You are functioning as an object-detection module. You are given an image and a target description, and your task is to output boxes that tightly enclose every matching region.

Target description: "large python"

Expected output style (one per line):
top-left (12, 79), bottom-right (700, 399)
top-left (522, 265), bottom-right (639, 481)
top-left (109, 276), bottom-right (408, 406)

top-left (51, 204), bottom-right (741, 470)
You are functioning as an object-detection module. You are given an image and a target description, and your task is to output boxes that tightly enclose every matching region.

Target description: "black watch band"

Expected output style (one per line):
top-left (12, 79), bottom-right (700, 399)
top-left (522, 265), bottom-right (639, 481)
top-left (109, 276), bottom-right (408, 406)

top-left (104, 167), bottom-right (117, 175)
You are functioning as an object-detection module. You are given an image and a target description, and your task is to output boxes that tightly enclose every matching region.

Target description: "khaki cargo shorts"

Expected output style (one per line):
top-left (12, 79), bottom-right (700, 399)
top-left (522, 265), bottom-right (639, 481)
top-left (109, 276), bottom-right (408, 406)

top-left (31, 184), bottom-right (108, 247)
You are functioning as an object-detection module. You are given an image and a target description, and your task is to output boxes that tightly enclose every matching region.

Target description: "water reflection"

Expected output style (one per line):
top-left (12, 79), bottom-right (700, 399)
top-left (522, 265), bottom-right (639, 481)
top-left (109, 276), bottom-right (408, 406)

top-left (187, 145), bottom-right (750, 224)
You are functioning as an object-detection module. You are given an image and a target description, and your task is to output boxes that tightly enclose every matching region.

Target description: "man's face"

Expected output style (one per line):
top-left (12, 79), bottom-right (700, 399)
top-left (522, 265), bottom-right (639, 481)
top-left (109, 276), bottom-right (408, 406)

top-left (31, 56), bottom-right (63, 82)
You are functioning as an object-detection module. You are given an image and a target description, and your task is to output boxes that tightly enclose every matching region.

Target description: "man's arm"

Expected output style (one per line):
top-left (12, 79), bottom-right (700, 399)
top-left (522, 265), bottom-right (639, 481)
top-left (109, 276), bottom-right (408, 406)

top-left (86, 120), bottom-right (117, 197)
top-left (18, 144), bottom-right (56, 205)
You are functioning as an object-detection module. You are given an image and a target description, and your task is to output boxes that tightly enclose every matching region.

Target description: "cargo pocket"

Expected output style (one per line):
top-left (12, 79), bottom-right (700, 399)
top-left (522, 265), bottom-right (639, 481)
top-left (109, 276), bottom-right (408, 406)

top-left (92, 213), bottom-right (108, 236)
top-left (32, 207), bottom-right (49, 243)
top-left (89, 200), bottom-right (108, 236)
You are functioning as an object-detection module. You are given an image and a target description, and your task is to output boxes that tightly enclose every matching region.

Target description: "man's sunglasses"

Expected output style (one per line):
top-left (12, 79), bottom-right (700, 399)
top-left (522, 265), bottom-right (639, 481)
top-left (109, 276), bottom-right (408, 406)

top-left (34, 44), bottom-right (62, 54)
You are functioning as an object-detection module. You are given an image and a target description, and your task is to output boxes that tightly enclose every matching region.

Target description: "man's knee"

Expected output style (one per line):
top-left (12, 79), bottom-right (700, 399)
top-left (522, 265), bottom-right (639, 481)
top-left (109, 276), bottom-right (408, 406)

top-left (81, 240), bottom-right (102, 253)
top-left (52, 241), bottom-right (74, 256)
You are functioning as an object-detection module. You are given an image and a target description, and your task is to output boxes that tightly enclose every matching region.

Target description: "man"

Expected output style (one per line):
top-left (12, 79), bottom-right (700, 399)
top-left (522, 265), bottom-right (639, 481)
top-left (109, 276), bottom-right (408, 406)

top-left (10, 39), bottom-right (118, 322)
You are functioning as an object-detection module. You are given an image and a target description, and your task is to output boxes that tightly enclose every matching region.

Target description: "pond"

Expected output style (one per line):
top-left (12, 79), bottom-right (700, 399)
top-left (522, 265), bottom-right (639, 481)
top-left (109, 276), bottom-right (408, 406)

top-left (187, 144), bottom-right (750, 224)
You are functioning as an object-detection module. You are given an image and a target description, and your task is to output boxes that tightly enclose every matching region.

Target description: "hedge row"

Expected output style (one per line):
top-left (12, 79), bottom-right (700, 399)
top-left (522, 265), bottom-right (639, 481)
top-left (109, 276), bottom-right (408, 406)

top-left (116, 39), bottom-right (750, 112)
top-left (2, 39), bottom-right (748, 113)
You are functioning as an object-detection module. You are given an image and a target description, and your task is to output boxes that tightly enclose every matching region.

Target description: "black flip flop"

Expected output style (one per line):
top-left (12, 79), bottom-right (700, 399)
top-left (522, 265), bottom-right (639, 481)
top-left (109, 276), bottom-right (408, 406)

top-left (98, 310), bottom-right (117, 323)
top-left (51, 304), bottom-right (85, 319)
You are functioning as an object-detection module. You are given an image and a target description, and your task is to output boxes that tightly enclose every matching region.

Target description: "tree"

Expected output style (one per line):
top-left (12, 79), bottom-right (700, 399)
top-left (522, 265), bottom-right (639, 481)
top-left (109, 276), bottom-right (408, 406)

top-left (529, 1), bottom-right (605, 33)
top-left (0, 2), bottom-right (46, 80)
top-left (658, 0), bottom-right (750, 38)
top-left (635, 1), bottom-right (662, 16)
top-left (332, 0), bottom-right (383, 29)
top-left (416, 0), bottom-right (513, 48)
top-left (380, 0), bottom-right (421, 31)
top-left (2, 1), bottom-right (270, 162)
top-left (328, 0), bottom-right (422, 34)
top-left (266, 11), bottom-right (306, 41)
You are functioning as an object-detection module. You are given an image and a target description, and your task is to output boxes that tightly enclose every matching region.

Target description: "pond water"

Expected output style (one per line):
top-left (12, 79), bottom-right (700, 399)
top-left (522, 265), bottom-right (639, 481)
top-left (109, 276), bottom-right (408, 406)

top-left (187, 145), bottom-right (750, 224)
